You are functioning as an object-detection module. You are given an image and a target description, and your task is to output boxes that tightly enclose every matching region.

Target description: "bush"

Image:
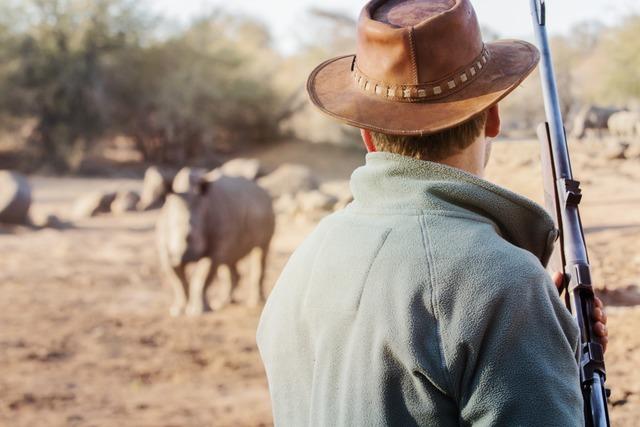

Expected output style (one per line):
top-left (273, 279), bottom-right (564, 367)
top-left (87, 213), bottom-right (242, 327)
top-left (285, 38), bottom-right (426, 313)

top-left (0, 1), bottom-right (287, 170)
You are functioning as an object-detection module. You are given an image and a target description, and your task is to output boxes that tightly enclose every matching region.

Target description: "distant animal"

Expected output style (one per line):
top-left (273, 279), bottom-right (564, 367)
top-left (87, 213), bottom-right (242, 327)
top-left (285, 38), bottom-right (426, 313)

top-left (0, 171), bottom-right (31, 225)
top-left (608, 111), bottom-right (640, 138)
top-left (570, 105), bottom-right (621, 139)
top-left (156, 167), bottom-right (275, 316)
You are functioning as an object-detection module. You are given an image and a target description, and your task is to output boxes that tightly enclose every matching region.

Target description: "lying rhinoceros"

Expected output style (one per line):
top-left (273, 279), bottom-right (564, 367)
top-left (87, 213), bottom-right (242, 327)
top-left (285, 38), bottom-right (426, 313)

top-left (157, 167), bottom-right (275, 316)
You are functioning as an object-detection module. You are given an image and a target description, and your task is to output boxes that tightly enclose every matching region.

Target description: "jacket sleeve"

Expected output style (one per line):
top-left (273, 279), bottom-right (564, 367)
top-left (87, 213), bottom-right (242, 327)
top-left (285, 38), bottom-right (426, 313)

top-left (437, 257), bottom-right (584, 427)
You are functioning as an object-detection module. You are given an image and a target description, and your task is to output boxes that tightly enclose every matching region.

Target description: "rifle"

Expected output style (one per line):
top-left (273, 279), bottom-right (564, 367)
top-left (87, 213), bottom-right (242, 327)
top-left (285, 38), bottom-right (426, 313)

top-left (530, 1), bottom-right (610, 426)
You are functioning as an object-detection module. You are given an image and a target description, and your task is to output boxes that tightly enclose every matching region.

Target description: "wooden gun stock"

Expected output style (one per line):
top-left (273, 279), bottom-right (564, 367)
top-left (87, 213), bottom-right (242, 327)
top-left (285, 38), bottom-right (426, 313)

top-left (537, 122), bottom-right (565, 279)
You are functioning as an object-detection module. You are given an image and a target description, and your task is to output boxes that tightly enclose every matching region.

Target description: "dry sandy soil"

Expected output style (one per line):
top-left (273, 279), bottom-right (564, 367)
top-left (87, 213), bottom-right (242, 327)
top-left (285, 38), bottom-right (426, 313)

top-left (0, 140), bottom-right (638, 426)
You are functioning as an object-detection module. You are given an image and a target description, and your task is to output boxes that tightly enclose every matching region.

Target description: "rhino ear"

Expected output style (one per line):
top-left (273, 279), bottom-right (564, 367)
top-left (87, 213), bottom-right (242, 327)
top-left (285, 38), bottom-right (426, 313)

top-left (163, 179), bottom-right (174, 195)
top-left (198, 180), bottom-right (210, 195)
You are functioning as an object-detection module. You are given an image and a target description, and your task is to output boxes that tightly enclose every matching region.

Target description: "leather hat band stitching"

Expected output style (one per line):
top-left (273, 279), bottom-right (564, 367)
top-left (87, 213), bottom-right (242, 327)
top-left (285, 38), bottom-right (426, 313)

top-left (352, 46), bottom-right (490, 102)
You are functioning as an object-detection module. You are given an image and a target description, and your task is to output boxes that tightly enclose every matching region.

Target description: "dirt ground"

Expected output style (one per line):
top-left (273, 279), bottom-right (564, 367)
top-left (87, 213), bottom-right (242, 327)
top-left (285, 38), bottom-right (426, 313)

top-left (0, 140), bottom-right (638, 426)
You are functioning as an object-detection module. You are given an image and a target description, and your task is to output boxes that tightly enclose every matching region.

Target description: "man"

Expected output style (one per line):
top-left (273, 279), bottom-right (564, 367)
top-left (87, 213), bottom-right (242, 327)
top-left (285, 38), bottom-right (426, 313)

top-left (257, 0), bottom-right (608, 425)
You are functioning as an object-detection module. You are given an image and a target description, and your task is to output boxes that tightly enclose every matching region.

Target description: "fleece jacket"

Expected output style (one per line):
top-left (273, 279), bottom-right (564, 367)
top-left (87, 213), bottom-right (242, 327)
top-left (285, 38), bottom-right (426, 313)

top-left (257, 152), bottom-right (583, 426)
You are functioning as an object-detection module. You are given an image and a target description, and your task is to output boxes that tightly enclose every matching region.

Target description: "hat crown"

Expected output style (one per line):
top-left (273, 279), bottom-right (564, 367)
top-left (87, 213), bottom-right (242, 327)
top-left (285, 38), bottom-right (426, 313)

top-left (356, 0), bottom-right (484, 87)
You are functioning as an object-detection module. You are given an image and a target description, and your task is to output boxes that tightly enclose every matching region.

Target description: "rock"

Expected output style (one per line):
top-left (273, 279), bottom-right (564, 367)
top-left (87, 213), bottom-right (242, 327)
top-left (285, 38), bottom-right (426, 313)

top-left (257, 164), bottom-right (318, 198)
top-left (273, 194), bottom-right (299, 217)
top-left (137, 166), bottom-right (175, 211)
top-left (334, 198), bottom-right (353, 211)
top-left (603, 141), bottom-right (628, 160)
top-left (0, 171), bottom-right (31, 224)
top-left (320, 180), bottom-right (353, 211)
top-left (72, 191), bottom-right (117, 219)
top-left (320, 180), bottom-right (352, 199)
top-left (624, 143), bottom-right (640, 160)
top-left (570, 105), bottom-right (620, 139)
top-left (111, 190), bottom-right (141, 214)
top-left (220, 158), bottom-right (262, 180)
top-left (608, 111), bottom-right (640, 138)
top-left (30, 212), bottom-right (68, 229)
top-left (297, 190), bottom-right (338, 213)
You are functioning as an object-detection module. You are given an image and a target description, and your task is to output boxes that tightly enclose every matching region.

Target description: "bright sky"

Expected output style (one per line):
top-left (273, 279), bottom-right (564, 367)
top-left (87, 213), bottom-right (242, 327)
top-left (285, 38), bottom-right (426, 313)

top-left (148, 0), bottom-right (639, 54)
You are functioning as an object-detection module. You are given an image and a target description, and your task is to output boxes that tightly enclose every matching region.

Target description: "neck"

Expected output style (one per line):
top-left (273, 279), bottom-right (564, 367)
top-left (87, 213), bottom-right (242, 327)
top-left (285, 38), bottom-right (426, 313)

top-left (437, 135), bottom-right (487, 177)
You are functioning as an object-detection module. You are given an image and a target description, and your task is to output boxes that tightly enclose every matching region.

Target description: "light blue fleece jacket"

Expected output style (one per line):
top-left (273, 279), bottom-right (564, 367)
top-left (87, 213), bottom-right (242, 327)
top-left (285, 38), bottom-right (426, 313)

top-left (257, 152), bottom-right (582, 426)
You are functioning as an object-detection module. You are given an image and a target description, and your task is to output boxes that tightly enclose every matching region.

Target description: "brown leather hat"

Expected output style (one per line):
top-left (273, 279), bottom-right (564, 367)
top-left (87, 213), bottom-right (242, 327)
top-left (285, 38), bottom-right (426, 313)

top-left (307, 0), bottom-right (540, 136)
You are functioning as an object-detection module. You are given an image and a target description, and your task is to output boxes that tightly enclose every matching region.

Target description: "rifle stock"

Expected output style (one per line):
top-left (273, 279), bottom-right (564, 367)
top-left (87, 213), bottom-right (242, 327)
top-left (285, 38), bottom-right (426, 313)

top-left (537, 123), bottom-right (565, 278)
top-left (530, 1), bottom-right (610, 426)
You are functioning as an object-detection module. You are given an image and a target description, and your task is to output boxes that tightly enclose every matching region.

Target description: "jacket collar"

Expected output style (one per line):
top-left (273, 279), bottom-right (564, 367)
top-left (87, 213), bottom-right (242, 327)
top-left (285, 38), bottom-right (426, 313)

top-left (349, 152), bottom-right (558, 265)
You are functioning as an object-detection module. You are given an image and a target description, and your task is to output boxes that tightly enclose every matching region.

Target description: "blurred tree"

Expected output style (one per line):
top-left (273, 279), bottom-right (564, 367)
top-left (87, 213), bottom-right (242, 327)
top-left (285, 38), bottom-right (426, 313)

top-left (0, 0), bottom-right (148, 170)
top-left (104, 12), bottom-right (284, 164)
top-left (277, 8), bottom-right (360, 146)
top-left (1, 1), bottom-right (639, 168)
top-left (0, 1), bottom-right (287, 169)
top-left (598, 14), bottom-right (640, 104)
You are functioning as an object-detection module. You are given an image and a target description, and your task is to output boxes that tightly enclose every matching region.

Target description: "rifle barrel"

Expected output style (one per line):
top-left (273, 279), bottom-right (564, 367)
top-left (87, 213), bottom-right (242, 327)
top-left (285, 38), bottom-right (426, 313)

top-left (530, 1), bottom-right (610, 426)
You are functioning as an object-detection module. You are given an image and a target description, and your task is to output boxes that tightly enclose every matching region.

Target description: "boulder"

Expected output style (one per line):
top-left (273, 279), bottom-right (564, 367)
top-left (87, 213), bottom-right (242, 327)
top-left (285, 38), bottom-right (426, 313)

top-left (220, 158), bottom-right (263, 180)
top-left (257, 164), bottom-right (318, 198)
top-left (273, 193), bottom-right (299, 217)
top-left (111, 190), bottom-right (141, 214)
top-left (320, 180), bottom-right (352, 199)
top-left (625, 143), bottom-right (640, 160)
top-left (297, 190), bottom-right (338, 214)
top-left (72, 191), bottom-right (117, 219)
top-left (608, 111), bottom-right (640, 138)
top-left (30, 212), bottom-right (68, 229)
top-left (603, 141), bottom-right (628, 160)
top-left (137, 166), bottom-right (176, 211)
top-left (0, 171), bottom-right (31, 224)
top-left (570, 105), bottom-right (620, 139)
top-left (320, 180), bottom-right (353, 210)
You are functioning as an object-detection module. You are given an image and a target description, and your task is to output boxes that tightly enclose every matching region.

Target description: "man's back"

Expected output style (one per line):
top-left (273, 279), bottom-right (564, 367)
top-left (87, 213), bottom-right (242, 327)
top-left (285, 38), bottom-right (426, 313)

top-left (257, 153), bottom-right (582, 426)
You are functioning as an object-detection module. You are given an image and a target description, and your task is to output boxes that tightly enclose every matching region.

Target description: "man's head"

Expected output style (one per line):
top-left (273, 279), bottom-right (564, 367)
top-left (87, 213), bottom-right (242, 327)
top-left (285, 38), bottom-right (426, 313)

top-left (306, 0), bottom-right (539, 152)
top-left (362, 104), bottom-right (501, 176)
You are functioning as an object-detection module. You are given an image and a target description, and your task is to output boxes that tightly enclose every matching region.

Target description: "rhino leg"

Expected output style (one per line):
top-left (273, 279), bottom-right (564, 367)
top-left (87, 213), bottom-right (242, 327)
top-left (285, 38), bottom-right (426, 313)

top-left (186, 257), bottom-right (217, 316)
top-left (248, 246), bottom-right (269, 307)
top-left (214, 264), bottom-right (240, 308)
top-left (228, 264), bottom-right (241, 304)
top-left (226, 264), bottom-right (240, 304)
top-left (164, 263), bottom-right (188, 317)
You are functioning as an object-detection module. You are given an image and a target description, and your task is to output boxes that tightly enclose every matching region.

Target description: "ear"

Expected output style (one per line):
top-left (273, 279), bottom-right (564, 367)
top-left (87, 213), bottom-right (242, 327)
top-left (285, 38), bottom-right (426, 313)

top-left (485, 104), bottom-right (501, 138)
top-left (361, 129), bottom-right (377, 153)
top-left (163, 179), bottom-right (174, 195)
top-left (198, 180), bottom-right (209, 195)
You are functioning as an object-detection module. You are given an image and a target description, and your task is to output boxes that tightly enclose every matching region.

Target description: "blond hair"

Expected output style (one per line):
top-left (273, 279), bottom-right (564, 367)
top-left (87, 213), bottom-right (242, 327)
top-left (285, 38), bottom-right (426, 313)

top-left (370, 111), bottom-right (488, 161)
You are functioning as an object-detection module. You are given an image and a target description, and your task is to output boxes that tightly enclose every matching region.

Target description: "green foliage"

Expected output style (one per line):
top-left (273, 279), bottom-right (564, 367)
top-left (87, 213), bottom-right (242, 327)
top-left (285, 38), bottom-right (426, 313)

top-left (276, 9), bottom-right (361, 146)
top-left (599, 15), bottom-right (640, 103)
top-left (0, 0), bottom-right (285, 170)
top-left (103, 13), bottom-right (283, 164)
top-left (0, 0), bottom-right (149, 169)
top-left (0, 1), bottom-right (639, 167)
top-left (501, 18), bottom-right (640, 137)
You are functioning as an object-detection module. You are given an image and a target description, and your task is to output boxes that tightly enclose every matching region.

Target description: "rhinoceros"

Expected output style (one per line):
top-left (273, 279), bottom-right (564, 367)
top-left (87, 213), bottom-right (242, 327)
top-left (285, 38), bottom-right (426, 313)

top-left (571, 105), bottom-right (621, 139)
top-left (156, 167), bottom-right (275, 316)
top-left (608, 111), bottom-right (640, 138)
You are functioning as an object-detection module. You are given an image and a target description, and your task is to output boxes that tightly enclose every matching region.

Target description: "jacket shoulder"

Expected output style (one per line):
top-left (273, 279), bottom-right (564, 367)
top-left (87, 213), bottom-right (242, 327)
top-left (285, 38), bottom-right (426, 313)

top-left (423, 213), bottom-right (548, 295)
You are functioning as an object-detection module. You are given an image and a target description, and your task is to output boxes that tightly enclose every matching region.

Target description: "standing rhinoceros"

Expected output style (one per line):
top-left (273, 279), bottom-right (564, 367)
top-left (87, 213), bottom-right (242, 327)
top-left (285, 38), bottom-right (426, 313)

top-left (608, 111), bottom-right (640, 138)
top-left (157, 167), bottom-right (275, 316)
top-left (570, 105), bottom-right (621, 139)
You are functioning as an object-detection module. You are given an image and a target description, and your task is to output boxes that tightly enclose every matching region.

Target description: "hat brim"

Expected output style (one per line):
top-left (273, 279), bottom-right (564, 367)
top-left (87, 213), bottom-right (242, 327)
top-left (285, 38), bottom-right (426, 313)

top-left (307, 40), bottom-right (540, 136)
